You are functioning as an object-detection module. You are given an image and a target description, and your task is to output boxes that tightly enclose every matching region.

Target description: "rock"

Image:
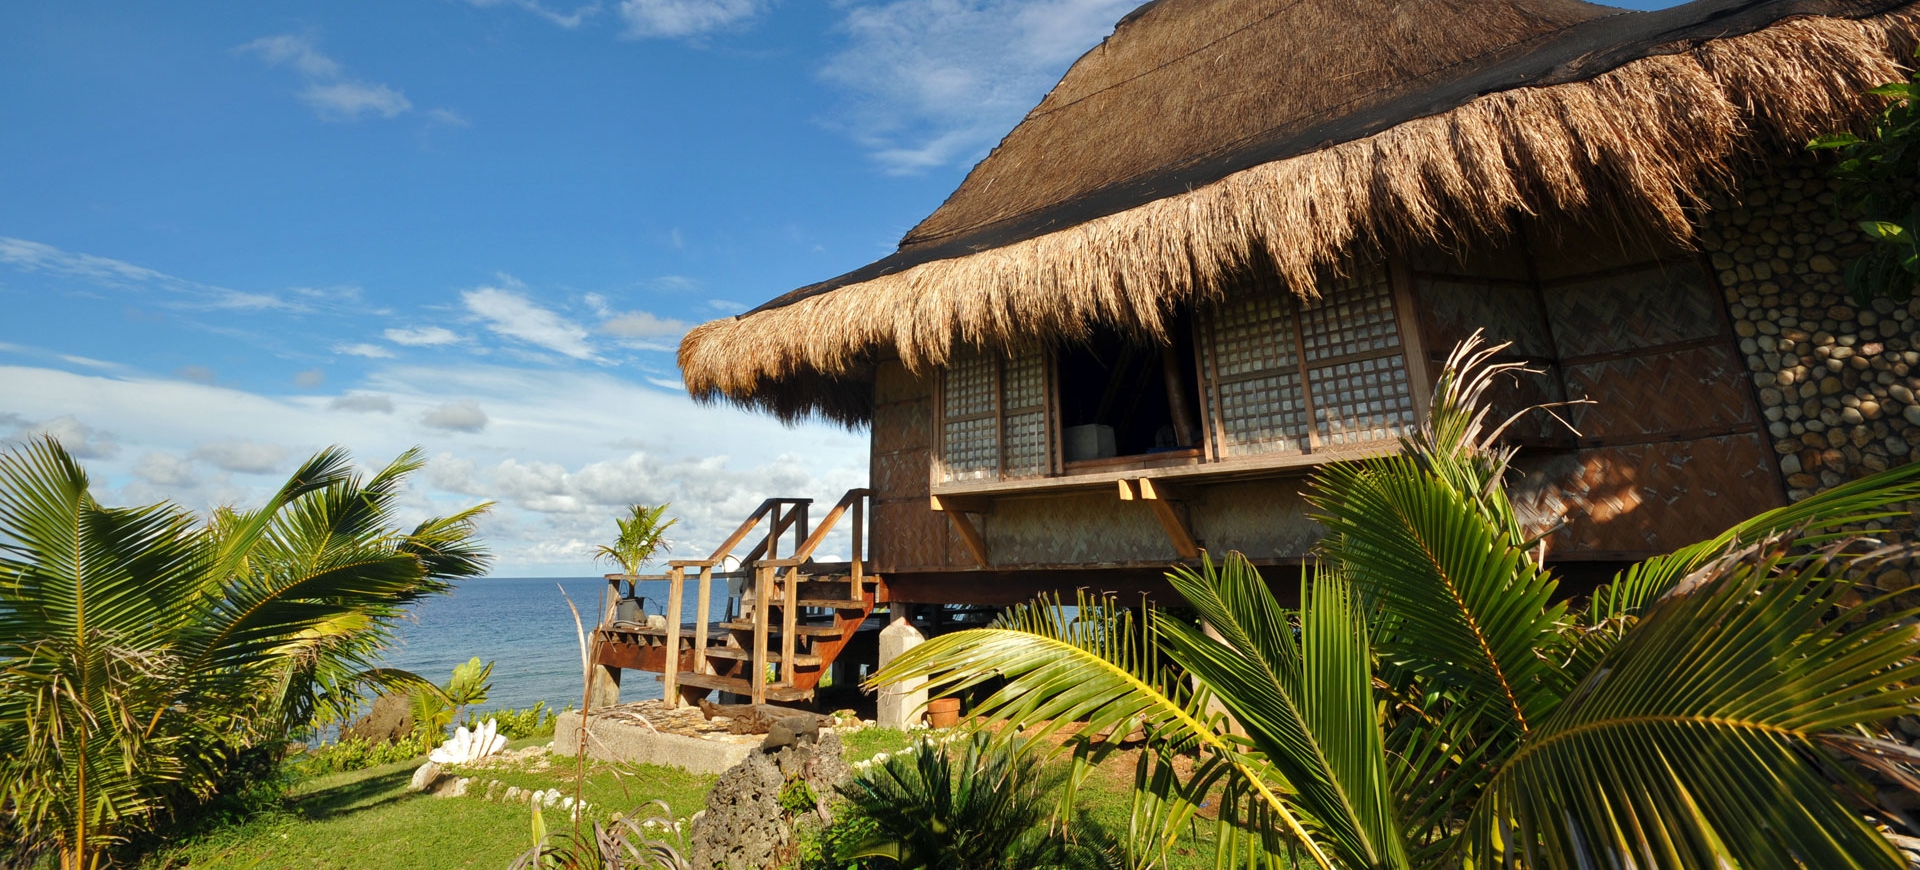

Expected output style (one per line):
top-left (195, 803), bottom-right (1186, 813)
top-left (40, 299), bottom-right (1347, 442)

top-left (505, 786), bottom-right (524, 802)
top-left (343, 692), bottom-right (415, 744)
top-left (689, 733), bottom-right (852, 870)
top-left (761, 717), bottom-right (820, 752)
top-left (407, 761), bottom-right (443, 793)
top-left (1906, 405), bottom-right (1920, 427)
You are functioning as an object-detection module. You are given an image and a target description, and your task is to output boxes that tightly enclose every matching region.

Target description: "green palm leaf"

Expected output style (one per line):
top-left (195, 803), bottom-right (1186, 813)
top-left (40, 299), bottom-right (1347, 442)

top-left (868, 595), bottom-right (1329, 869)
top-left (1469, 543), bottom-right (1920, 870)
top-left (1156, 554), bottom-right (1407, 870)
top-left (1311, 454), bottom-right (1568, 736)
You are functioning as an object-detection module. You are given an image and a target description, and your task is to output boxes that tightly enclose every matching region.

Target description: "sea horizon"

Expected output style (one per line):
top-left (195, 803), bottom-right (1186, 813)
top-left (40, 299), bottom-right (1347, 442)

top-left (378, 574), bottom-right (731, 718)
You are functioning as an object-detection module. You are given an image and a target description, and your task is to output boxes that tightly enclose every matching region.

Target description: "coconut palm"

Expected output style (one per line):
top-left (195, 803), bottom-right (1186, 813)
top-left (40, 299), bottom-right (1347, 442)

top-left (595, 503), bottom-right (677, 576)
top-left (871, 339), bottom-right (1920, 869)
top-left (0, 440), bottom-right (489, 868)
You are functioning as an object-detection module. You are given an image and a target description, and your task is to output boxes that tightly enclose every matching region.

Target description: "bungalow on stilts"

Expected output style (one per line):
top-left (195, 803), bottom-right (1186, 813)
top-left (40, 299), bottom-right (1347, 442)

top-left (595, 0), bottom-right (1920, 726)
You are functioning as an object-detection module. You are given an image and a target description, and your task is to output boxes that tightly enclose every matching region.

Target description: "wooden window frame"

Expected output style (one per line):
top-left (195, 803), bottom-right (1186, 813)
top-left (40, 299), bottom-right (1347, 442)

top-left (930, 262), bottom-right (1430, 497)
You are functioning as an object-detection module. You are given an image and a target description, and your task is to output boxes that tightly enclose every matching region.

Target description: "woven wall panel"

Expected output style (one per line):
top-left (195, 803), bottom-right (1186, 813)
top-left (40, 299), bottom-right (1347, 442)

top-left (942, 416), bottom-right (998, 482)
top-left (875, 359), bottom-right (932, 405)
top-left (1484, 367), bottom-right (1571, 441)
top-left (1299, 267), bottom-right (1400, 362)
top-left (872, 498), bottom-right (951, 571)
top-left (871, 398), bottom-right (930, 453)
top-left (1212, 291), bottom-right (1297, 376)
top-left (872, 448), bottom-right (931, 500)
top-left (1309, 354), bottom-right (1416, 446)
top-left (1217, 371), bottom-right (1308, 456)
top-left (1562, 344), bottom-right (1756, 440)
top-left (1510, 433), bottom-right (1783, 555)
top-left (1547, 264), bottom-right (1719, 358)
top-left (1418, 278), bottom-right (1554, 358)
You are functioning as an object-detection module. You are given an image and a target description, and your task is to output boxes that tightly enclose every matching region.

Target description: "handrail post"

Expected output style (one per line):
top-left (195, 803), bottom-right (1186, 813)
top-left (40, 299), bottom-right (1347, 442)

top-left (751, 564), bottom-right (772, 706)
top-left (850, 493), bottom-right (864, 599)
top-left (793, 503), bottom-right (808, 557)
top-left (781, 567), bottom-right (799, 686)
top-left (664, 564), bottom-right (684, 707)
top-left (767, 505), bottom-right (781, 563)
top-left (694, 565), bottom-right (712, 678)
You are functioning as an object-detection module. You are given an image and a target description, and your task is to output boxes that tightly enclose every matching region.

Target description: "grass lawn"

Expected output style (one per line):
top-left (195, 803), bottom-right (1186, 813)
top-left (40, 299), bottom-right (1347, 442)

top-left (144, 727), bottom-right (1228, 869)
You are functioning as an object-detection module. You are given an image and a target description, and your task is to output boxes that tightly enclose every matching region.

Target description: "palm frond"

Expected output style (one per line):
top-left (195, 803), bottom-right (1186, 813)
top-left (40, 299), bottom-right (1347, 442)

top-left (866, 594), bottom-right (1331, 869)
top-left (1156, 554), bottom-right (1407, 870)
top-left (1310, 453), bottom-right (1569, 737)
top-left (1469, 542), bottom-right (1920, 870)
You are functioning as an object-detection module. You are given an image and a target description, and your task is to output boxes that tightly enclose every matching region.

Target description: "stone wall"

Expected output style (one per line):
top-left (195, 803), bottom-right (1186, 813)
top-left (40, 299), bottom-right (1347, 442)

top-left (1694, 156), bottom-right (1919, 587)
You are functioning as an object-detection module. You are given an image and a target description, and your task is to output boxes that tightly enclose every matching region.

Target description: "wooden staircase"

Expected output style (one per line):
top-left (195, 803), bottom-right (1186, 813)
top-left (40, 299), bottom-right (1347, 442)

top-left (653, 489), bottom-right (883, 706)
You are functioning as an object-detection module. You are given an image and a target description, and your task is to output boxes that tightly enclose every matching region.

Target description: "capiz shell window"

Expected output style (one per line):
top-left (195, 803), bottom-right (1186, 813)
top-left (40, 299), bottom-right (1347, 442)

top-left (935, 345), bottom-right (1054, 484)
top-left (1199, 264), bottom-right (1418, 460)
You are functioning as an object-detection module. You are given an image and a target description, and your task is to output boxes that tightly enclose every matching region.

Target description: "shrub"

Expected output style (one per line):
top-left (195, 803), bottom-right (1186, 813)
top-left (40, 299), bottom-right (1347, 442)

top-left (465, 702), bottom-right (560, 741)
top-left (828, 732), bottom-right (1116, 870)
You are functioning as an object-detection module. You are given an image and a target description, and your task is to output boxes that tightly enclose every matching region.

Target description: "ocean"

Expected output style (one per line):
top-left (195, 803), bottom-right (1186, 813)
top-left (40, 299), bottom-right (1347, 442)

top-left (378, 575), bottom-right (733, 715)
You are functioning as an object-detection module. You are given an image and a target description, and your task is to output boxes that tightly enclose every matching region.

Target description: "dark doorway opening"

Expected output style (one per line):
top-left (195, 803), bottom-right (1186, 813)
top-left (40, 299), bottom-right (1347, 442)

top-left (1055, 313), bottom-right (1203, 463)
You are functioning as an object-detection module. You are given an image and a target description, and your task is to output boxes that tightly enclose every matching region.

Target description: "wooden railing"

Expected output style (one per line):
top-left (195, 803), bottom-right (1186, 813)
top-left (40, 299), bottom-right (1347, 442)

top-left (647, 497), bottom-right (813, 704)
top-left (750, 488), bottom-right (870, 697)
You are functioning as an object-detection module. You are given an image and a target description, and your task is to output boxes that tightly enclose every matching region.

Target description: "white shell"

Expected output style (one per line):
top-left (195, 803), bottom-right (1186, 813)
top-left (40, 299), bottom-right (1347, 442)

top-left (428, 718), bottom-right (509, 765)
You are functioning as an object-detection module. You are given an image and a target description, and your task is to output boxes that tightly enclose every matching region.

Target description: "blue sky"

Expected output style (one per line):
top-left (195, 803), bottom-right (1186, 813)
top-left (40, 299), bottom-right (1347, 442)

top-left (0, 0), bottom-right (1676, 575)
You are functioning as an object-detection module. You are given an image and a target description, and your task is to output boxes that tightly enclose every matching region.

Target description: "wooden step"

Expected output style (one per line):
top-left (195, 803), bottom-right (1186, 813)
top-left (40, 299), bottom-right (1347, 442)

top-left (720, 620), bottom-right (840, 637)
top-left (793, 598), bottom-right (868, 609)
top-left (700, 646), bottom-right (823, 667)
top-left (665, 671), bottom-right (812, 703)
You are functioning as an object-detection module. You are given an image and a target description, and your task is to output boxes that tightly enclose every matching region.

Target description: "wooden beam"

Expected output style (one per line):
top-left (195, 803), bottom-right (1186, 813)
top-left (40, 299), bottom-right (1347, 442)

top-left (1136, 478), bottom-right (1188, 502)
top-left (929, 494), bottom-right (993, 514)
top-left (1123, 477), bottom-right (1200, 559)
top-left (941, 510), bottom-right (990, 567)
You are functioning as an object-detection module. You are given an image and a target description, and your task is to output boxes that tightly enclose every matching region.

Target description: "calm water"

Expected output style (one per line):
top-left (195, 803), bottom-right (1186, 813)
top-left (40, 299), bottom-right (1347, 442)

top-left (379, 576), bottom-right (733, 715)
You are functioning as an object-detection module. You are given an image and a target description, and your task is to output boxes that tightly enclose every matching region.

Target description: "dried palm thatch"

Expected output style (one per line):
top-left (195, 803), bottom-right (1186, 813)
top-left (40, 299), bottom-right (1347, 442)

top-left (679, 0), bottom-right (1920, 425)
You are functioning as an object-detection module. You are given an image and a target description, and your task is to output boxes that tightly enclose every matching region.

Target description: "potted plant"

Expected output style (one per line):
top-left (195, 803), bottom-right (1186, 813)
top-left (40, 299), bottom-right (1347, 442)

top-left (597, 503), bottom-right (678, 623)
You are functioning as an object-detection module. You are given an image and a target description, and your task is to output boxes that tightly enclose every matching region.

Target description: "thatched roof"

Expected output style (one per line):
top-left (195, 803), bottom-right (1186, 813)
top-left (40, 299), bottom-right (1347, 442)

top-left (681, 0), bottom-right (1919, 424)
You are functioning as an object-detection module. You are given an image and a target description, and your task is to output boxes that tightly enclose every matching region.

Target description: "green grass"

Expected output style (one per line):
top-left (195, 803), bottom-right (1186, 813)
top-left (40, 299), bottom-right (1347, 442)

top-left (145, 758), bottom-right (533, 869)
top-left (144, 728), bottom-right (1232, 870)
top-left (143, 736), bottom-right (710, 870)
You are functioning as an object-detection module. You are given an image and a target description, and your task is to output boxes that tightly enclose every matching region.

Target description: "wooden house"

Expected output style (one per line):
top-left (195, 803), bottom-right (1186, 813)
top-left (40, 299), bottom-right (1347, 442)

top-left (625, 0), bottom-right (1920, 708)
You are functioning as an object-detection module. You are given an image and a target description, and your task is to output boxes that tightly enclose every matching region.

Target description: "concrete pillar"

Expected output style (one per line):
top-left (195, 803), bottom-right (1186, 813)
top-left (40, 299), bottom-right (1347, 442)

top-left (876, 604), bottom-right (927, 730)
top-left (588, 664), bottom-right (621, 710)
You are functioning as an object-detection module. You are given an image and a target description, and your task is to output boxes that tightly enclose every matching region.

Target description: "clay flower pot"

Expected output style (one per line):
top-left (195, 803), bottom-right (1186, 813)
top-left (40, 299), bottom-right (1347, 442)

top-left (926, 696), bottom-right (962, 729)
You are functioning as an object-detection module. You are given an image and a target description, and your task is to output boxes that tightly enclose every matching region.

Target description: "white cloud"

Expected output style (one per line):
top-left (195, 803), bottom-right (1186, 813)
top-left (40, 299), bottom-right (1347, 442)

top-left (193, 440), bottom-right (291, 475)
top-left (237, 34), bottom-right (414, 123)
top-left (599, 310), bottom-right (689, 344)
top-left (294, 368), bottom-right (326, 388)
top-left (0, 236), bottom-right (303, 311)
top-left (0, 363), bottom-right (866, 574)
top-left (619, 0), bottom-right (766, 38)
top-left (421, 400), bottom-right (490, 433)
top-left (821, 0), bottom-right (1134, 173)
top-left (385, 326), bottom-right (465, 347)
top-left (134, 452), bottom-right (196, 486)
top-left (336, 343), bottom-right (396, 359)
top-left (463, 285), bottom-right (596, 360)
top-left (462, 0), bottom-right (604, 28)
top-left (7, 415), bottom-right (120, 459)
top-left (303, 81), bottom-right (412, 121)
top-left (235, 34), bottom-right (343, 79)
top-left (330, 393), bottom-right (396, 413)
top-left (427, 108), bottom-right (472, 127)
